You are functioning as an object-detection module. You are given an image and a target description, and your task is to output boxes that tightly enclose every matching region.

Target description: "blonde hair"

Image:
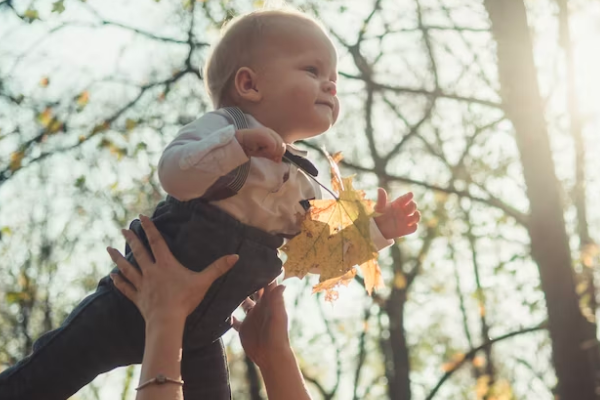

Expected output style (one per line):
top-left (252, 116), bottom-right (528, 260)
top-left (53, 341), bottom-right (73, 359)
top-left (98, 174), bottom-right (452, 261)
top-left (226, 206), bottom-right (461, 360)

top-left (203, 7), bottom-right (325, 108)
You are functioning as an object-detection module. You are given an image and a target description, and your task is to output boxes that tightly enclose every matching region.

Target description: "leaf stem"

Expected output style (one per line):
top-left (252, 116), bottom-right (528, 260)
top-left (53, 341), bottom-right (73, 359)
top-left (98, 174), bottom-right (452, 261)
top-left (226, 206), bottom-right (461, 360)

top-left (283, 155), bottom-right (339, 200)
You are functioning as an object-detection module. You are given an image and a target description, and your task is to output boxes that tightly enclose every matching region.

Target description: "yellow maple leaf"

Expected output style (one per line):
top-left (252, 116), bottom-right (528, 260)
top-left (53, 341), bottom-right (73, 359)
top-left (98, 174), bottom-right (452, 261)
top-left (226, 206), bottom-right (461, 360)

top-left (281, 151), bottom-right (383, 299)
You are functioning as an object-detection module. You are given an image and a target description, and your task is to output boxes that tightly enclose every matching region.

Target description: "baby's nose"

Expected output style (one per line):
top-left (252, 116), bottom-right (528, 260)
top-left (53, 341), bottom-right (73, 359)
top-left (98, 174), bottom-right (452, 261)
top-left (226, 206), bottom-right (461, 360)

top-left (323, 81), bottom-right (337, 96)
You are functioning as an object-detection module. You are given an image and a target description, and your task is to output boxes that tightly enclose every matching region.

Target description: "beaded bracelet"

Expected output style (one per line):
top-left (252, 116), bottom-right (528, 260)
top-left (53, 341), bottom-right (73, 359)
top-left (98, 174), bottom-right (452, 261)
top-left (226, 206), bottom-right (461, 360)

top-left (135, 373), bottom-right (184, 391)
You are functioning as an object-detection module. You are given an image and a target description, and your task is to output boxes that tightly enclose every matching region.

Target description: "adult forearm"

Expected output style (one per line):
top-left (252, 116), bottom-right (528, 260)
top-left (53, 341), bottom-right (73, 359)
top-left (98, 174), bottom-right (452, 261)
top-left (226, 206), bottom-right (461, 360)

top-left (259, 348), bottom-right (312, 400)
top-left (136, 316), bottom-right (186, 400)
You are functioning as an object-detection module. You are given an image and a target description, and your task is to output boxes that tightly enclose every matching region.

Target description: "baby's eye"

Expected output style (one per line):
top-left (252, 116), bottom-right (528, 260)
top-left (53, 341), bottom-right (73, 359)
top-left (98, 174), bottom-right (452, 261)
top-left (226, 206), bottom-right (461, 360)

top-left (305, 66), bottom-right (319, 76)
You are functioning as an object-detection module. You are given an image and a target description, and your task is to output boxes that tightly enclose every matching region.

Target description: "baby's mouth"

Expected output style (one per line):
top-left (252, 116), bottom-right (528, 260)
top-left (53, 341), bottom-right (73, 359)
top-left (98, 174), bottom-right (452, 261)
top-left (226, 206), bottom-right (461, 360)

top-left (315, 101), bottom-right (334, 110)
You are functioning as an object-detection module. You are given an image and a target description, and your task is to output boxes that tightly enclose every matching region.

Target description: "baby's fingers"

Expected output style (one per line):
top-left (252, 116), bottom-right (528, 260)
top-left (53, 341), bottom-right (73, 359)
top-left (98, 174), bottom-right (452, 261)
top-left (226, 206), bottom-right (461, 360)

top-left (406, 211), bottom-right (421, 226)
top-left (264, 130), bottom-right (284, 163)
top-left (374, 188), bottom-right (388, 214)
top-left (273, 139), bottom-right (286, 163)
top-left (393, 192), bottom-right (414, 207)
top-left (402, 201), bottom-right (418, 215)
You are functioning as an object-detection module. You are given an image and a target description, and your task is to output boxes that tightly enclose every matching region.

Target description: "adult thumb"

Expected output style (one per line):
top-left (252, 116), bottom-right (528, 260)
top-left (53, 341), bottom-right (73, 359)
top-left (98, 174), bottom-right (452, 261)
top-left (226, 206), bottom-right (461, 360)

top-left (201, 254), bottom-right (239, 284)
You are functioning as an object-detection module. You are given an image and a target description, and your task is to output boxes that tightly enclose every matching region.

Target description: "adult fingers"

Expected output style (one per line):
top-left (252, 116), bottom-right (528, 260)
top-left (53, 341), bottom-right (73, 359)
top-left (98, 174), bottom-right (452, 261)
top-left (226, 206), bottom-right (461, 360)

top-left (254, 287), bottom-right (265, 301)
top-left (110, 272), bottom-right (138, 304)
top-left (374, 188), bottom-right (388, 213)
top-left (107, 246), bottom-right (142, 290)
top-left (199, 254), bottom-right (239, 286)
top-left (261, 280), bottom-right (279, 299)
top-left (122, 228), bottom-right (154, 273)
top-left (263, 283), bottom-right (285, 303)
top-left (270, 284), bottom-right (286, 306)
top-left (241, 297), bottom-right (255, 313)
top-left (231, 316), bottom-right (242, 332)
top-left (139, 215), bottom-right (171, 265)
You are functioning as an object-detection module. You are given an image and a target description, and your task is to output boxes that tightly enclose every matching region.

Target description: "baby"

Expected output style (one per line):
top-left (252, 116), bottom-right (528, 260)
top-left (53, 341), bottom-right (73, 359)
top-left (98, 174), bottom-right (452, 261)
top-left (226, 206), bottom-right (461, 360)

top-left (0, 8), bottom-right (420, 400)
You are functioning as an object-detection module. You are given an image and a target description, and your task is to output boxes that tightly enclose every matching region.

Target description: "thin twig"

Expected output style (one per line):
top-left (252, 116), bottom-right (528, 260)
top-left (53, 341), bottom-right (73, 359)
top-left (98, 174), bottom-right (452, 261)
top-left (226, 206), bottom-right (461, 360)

top-left (425, 322), bottom-right (547, 400)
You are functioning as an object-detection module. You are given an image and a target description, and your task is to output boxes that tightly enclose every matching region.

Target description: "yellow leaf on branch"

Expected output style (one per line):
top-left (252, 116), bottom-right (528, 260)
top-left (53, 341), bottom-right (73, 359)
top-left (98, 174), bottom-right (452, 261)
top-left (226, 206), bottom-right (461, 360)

top-left (125, 118), bottom-right (137, 131)
top-left (10, 151), bottom-right (24, 171)
top-left (281, 151), bottom-right (383, 300)
top-left (24, 9), bottom-right (39, 22)
top-left (37, 108), bottom-right (53, 127)
top-left (77, 91), bottom-right (90, 108)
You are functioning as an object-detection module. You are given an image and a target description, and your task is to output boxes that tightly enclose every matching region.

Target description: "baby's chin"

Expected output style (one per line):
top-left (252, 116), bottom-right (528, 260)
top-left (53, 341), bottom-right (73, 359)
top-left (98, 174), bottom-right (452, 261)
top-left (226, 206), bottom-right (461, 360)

top-left (287, 126), bottom-right (330, 142)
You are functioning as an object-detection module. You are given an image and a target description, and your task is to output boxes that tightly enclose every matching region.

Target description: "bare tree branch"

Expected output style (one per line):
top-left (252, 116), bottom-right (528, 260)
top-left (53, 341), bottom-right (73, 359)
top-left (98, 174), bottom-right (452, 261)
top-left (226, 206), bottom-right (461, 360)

top-left (425, 322), bottom-right (547, 400)
top-left (299, 141), bottom-right (529, 226)
top-left (381, 94), bottom-right (436, 163)
top-left (339, 72), bottom-right (503, 109)
top-left (352, 306), bottom-right (371, 400)
top-left (0, 68), bottom-right (195, 187)
top-left (82, 3), bottom-right (208, 46)
top-left (416, 0), bottom-right (439, 88)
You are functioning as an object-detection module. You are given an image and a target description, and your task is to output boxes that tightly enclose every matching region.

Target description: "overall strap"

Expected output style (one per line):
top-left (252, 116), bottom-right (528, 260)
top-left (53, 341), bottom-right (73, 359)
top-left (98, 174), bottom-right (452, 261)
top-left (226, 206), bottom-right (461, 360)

top-left (200, 107), bottom-right (251, 201)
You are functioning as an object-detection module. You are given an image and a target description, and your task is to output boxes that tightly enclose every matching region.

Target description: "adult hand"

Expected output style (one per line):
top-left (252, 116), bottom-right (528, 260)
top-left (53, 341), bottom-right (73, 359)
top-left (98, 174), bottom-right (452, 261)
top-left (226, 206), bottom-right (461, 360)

top-left (233, 282), bottom-right (313, 400)
top-left (232, 281), bottom-right (290, 369)
top-left (107, 214), bottom-right (238, 324)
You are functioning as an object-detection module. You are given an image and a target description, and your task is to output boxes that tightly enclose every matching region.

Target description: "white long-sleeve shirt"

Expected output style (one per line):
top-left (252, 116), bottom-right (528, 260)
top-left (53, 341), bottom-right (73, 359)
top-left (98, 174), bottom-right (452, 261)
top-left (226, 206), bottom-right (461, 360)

top-left (158, 107), bottom-right (393, 250)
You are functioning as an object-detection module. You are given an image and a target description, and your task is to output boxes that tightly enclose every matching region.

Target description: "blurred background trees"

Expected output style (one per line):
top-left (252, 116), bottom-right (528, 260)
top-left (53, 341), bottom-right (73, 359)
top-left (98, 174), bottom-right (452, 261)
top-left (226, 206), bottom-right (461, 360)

top-left (1, 0), bottom-right (599, 399)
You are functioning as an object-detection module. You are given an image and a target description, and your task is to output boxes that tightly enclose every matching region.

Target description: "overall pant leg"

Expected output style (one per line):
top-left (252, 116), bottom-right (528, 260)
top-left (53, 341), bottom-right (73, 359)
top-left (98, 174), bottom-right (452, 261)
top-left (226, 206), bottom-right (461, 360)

top-left (181, 338), bottom-right (231, 400)
top-left (0, 277), bottom-right (145, 400)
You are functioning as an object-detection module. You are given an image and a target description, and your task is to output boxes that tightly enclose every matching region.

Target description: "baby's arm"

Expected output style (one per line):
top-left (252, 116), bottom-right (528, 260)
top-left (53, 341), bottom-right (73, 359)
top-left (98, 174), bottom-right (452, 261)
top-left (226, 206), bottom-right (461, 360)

top-left (159, 113), bottom-right (247, 201)
top-left (159, 114), bottom-right (284, 201)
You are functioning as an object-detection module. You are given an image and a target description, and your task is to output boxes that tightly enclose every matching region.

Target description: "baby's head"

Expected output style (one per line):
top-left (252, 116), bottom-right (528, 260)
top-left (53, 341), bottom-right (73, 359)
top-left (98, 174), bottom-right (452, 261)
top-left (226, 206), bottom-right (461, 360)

top-left (204, 9), bottom-right (339, 143)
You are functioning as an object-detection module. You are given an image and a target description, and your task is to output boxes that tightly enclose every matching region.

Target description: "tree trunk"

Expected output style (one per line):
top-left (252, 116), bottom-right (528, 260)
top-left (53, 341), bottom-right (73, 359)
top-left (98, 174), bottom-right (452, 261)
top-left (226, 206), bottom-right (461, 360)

top-left (383, 245), bottom-right (411, 400)
top-left (244, 355), bottom-right (263, 400)
top-left (556, 0), bottom-right (600, 384)
top-left (483, 0), bottom-right (597, 398)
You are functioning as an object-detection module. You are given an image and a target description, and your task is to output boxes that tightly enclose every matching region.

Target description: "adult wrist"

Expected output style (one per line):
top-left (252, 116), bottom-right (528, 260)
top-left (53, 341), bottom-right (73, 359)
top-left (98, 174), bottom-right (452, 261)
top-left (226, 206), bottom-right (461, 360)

top-left (145, 311), bottom-right (187, 330)
top-left (257, 345), bottom-right (295, 372)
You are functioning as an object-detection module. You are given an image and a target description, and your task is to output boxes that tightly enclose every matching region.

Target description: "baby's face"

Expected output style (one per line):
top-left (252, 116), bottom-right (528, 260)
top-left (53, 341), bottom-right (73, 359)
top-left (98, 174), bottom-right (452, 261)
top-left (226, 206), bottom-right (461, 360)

top-left (254, 20), bottom-right (339, 143)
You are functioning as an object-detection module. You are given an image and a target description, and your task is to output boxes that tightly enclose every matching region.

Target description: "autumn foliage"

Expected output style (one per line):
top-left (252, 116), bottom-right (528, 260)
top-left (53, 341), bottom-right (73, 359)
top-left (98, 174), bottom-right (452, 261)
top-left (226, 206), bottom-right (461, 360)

top-left (281, 152), bottom-right (383, 300)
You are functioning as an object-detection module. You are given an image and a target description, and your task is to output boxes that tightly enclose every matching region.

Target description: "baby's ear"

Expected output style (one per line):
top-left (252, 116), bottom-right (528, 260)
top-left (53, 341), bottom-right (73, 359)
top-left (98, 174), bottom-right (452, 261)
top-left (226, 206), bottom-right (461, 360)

top-left (234, 67), bottom-right (262, 103)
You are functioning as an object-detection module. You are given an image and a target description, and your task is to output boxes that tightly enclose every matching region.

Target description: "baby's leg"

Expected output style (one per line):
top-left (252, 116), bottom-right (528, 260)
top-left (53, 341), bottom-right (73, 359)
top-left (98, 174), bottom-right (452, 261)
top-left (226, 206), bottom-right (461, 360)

top-left (181, 338), bottom-right (231, 400)
top-left (0, 276), bottom-right (144, 400)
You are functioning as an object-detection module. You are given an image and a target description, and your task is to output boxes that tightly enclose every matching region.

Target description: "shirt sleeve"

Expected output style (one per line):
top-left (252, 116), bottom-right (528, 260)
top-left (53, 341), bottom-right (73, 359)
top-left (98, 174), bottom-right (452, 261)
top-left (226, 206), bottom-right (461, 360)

top-left (158, 113), bottom-right (249, 201)
top-left (369, 219), bottom-right (394, 251)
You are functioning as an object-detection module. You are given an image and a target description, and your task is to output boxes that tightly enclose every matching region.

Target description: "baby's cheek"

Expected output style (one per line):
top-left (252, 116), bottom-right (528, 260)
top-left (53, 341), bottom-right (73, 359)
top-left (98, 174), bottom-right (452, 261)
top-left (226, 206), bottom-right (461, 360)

top-left (332, 101), bottom-right (341, 123)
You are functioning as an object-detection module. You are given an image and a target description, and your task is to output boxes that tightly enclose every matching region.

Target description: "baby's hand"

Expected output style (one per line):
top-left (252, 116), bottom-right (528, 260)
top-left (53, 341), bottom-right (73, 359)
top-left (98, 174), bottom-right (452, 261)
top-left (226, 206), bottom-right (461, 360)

top-left (235, 127), bottom-right (286, 163)
top-left (373, 189), bottom-right (420, 240)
